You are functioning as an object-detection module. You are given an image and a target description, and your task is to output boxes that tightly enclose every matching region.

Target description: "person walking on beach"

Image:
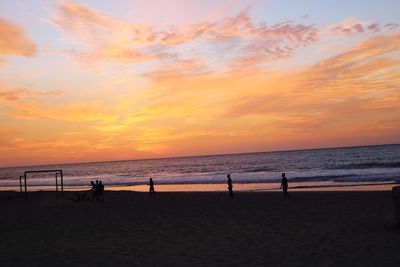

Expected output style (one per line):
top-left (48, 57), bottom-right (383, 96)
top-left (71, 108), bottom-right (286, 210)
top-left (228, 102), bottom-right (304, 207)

top-left (149, 177), bottom-right (156, 197)
top-left (280, 173), bottom-right (289, 198)
top-left (90, 181), bottom-right (97, 200)
top-left (227, 174), bottom-right (234, 198)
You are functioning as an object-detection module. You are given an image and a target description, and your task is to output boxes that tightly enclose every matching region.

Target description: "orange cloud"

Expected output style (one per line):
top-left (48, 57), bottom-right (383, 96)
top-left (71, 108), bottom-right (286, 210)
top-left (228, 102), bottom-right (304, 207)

top-left (124, 33), bottom-right (400, 153)
top-left (1, 4), bottom-right (399, 166)
top-left (6, 102), bottom-right (117, 122)
top-left (144, 57), bottom-right (209, 81)
top-left (0, 86), bottom-right (115, 123)
top-left (2, 32), bottom-right (398, 165)
top-left (0, 88), bottom-right (63, 101)
top-left (0, 17), bottom-right (36, 57)
top-left (49, 1), bottom-right (157, 64)
top-left (307, 34), bottom-right (400, 87)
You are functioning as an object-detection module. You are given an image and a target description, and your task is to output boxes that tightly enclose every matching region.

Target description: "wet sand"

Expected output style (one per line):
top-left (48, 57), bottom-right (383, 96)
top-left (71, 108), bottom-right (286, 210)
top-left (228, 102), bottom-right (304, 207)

top-left (2, 180), bottom-right (396, 193)
top-left (0, 190), bottom-right (399, 266)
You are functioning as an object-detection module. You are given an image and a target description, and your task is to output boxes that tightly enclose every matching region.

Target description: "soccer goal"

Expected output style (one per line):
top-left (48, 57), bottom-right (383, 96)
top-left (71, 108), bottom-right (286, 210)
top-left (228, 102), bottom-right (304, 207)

top-left (19, 170), bottom-right (64, 199)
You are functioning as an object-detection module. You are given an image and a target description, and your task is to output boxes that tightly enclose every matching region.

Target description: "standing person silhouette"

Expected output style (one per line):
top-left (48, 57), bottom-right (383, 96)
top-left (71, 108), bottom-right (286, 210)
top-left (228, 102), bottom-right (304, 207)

top-left (227, 174), bottom-right (234, 198)
top-left (90, 181), bottom-right (97, 200)
top-left (149, 178), bottom-right (155, 197)
top-left (95, 180), bottom-right (99, 201)
top-left (280, 173), bottom-right (289, 198)
top-left (98, 180), bottom-right (104, 203)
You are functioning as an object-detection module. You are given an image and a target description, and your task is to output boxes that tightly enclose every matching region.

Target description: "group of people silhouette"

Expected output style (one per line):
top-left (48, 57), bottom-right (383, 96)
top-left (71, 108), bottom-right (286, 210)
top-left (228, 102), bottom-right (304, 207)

top-left (90, 180), bottom-right (104, 202)
top-left (145, 173), bottom-right (289, 198)
top-left (91, 173), bottom-right (289, 199)
top-left (226, 172), bottom-right (289, 198)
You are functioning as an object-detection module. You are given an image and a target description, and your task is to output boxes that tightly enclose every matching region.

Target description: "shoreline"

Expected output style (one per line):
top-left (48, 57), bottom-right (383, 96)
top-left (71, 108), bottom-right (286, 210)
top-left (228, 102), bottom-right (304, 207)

top-left (1, 180), bottom-right (398, 193)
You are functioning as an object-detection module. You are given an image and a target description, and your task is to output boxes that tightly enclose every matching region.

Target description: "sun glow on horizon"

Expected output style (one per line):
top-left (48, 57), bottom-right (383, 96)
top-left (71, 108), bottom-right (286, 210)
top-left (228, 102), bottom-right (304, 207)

top-left (0, 0), bottom-right (400, 167)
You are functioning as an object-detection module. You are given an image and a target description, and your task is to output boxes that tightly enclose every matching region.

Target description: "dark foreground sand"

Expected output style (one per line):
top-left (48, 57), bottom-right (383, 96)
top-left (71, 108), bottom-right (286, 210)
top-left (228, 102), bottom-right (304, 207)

top-left (0, 190), bottom-right (399, 266)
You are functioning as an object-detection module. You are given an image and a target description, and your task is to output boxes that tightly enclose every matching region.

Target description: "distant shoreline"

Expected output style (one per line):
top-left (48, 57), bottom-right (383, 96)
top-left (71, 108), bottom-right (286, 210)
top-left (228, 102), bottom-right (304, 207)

top-left (1, 181), bottom-right (397, 193)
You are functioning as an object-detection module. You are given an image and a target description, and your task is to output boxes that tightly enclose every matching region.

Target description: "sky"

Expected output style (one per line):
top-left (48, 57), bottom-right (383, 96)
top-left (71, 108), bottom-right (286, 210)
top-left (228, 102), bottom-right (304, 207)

top-left (0, 0), bottom-right (399, 167)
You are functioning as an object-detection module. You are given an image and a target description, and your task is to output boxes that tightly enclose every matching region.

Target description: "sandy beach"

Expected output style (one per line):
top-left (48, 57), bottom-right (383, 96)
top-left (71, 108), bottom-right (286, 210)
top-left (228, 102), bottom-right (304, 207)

top-left (0, 190), bottom-right (399, 266)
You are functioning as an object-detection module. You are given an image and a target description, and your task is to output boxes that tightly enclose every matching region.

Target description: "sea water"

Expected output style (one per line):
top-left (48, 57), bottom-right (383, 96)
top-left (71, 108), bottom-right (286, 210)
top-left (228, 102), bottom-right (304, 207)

top-left (0, 144), bottom-right (399, 191)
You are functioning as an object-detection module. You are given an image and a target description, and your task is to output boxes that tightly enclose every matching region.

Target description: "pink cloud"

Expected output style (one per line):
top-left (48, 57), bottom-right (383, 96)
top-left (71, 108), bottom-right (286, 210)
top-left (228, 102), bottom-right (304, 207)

top-left (367, 23), bottom-right (380, 32)
top-left (49, 1), bottom-right (318, 67)
top-left (0, 17), bottom-right (37, 57)
top-left (385, 23), bottom-right (399, 30)
top-left (332, 23), bottom-right (365, 36)
top-left (63, 48), bottom-right (156, 64)
top-left (151, 10), bottom-right (318, 47)
top-left (352, 23), bottom-right (364, 33)
top-left (330, 19), bottom-right (399, 36)
top-left (231, 20), bottom-right (317, 67)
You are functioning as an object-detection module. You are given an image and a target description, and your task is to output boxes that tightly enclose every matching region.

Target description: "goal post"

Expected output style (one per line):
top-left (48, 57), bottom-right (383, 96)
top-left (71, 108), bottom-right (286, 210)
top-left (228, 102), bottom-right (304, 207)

top-left (20, 170), bottom-right (64, 200)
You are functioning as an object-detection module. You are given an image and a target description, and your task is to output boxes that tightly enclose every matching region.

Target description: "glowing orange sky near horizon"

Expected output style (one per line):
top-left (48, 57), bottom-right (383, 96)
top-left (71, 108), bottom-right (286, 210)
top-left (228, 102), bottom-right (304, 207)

top-left (0, 0), bottom-right (399, 167)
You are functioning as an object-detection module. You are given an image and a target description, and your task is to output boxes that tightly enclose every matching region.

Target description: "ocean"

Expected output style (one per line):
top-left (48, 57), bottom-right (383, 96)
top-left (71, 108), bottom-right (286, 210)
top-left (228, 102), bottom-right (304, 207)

top-left (1, 144), bottom-right (399, 191)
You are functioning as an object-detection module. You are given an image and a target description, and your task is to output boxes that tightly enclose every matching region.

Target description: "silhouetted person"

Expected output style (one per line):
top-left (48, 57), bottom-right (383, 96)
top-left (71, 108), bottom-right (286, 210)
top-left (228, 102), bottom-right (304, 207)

top-left (94, 180), bottom-right (100, 201)
top-left (90, 181), bottom-right (97, 200)
top-left (227, 174), bottom-right (234, 198)
top-left (280, 173), bottom-right (289, 198)
top-left (149, 178), bottom-right (155, 197)
top-left (98, 180), bottom-right (104, 203)
top-left (94, 180), bottom-right (100, 202)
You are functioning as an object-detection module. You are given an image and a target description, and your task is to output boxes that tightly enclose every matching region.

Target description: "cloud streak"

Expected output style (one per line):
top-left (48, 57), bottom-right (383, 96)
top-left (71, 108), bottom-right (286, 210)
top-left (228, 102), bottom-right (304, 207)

top-left (0, 88), bottom-right (63, 101)
top-left (330, 18), bottom-right (398, 36)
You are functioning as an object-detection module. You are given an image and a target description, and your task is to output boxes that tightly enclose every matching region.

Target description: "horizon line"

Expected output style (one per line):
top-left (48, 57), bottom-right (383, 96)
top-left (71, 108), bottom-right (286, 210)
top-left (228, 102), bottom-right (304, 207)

top-left (1, 142), bottom-right (399, 169)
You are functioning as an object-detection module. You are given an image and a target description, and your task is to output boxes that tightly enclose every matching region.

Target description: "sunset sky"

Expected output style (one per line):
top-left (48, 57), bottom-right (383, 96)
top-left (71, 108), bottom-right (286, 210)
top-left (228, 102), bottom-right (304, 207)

top-left (0, 0), bottom-right (399, 167)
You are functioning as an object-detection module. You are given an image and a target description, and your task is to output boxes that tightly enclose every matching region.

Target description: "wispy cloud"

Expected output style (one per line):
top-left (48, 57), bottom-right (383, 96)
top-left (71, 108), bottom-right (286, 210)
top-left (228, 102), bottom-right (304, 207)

top-left (144, 57), bottom-right (209, 81)
top-left (0, 17), bottom-right (37, 57)
top-left (49, 1), bottom-right (318, 68)
top-left (308, 33), bottom-right (400, 82)
top-left (0, 86), bottom-right (114, 122)
top-left (49, 1), bottom-right (155, 64)
top-left (329, 17), bottom-right (398, 36)
top-left (223, 33), bottom-right (400, 124)
top-left (0, 88), bottom-right (63, 101)
top-left (385, 23), bottom-right (399, 30)
top-left (6, 102), bottom-right (117, 122)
